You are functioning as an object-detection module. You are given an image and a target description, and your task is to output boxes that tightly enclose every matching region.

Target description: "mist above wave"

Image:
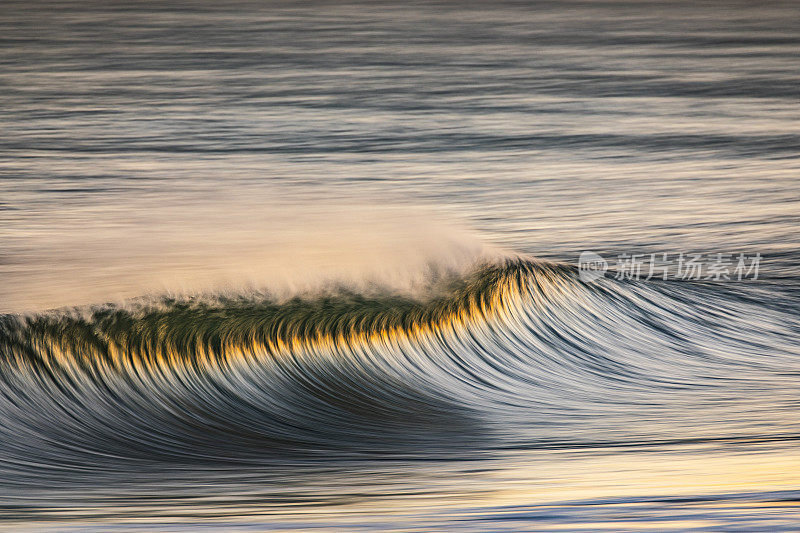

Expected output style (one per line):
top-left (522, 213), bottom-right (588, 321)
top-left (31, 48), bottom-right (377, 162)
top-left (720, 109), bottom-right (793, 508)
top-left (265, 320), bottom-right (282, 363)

top-left (1, 199), bottom-right (503, 314)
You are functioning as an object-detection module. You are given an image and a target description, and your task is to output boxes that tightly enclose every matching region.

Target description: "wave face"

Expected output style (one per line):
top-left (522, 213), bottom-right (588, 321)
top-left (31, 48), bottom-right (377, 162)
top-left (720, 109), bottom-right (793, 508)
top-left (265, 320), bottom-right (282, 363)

top-left (2, 257), bottom-right (799, 473)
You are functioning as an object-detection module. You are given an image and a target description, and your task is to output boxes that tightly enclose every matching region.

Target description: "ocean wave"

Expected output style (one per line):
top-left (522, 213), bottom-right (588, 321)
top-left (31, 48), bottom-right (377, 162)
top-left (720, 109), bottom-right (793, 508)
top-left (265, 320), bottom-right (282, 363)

top-left (1, 257), bottom-right (798, 471)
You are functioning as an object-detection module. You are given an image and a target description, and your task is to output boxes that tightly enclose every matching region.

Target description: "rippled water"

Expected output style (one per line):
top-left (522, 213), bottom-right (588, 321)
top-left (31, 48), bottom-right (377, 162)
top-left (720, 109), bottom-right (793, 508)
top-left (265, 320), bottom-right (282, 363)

top-left (1, 1), bottom-right (800, 531)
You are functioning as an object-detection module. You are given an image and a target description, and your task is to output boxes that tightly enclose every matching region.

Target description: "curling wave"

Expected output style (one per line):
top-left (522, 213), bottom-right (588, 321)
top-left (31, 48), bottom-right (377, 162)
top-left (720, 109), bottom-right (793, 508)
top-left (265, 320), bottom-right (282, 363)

top-left (1, 257), bottom-right (799, 471)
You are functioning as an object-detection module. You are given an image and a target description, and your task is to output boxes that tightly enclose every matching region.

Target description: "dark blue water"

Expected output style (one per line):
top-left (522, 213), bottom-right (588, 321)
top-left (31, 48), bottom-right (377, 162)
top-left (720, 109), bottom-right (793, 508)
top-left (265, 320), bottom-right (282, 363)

top-left (1, 1), bottom-right (800, 530)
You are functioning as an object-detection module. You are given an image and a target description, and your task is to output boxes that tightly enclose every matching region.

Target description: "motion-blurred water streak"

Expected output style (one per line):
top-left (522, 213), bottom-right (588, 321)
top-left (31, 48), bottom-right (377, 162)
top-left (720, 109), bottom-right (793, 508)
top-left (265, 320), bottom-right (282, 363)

top-left (1, 0), bottom-right (799, 530)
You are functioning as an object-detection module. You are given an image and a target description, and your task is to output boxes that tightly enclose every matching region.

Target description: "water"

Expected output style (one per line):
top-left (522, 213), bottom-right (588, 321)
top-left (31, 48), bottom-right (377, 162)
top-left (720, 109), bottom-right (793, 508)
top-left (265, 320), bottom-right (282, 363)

top-left (1, 0), bottom-right (800, 530)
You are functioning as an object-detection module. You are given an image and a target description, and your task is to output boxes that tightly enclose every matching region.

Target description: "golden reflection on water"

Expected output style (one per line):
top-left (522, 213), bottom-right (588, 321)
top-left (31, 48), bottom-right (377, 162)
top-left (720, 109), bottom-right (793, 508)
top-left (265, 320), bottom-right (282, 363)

top-left (489, 444), bottom-right (800, 505)
top-left (286, 445), bottom-right (800, 531)
top-left (4, 444), bottom-right (797, 531)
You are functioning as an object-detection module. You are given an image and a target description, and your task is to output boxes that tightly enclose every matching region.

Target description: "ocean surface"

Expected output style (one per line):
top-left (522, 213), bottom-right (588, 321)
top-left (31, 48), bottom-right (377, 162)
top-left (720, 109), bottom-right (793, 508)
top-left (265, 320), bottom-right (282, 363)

top-left (1, 1), bottom-right (800, 531)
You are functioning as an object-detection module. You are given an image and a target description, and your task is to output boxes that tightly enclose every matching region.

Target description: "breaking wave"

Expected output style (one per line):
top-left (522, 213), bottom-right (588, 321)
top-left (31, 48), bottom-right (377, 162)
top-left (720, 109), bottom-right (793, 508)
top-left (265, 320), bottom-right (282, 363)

top-left (1, 257), bottom-right (799, 473)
